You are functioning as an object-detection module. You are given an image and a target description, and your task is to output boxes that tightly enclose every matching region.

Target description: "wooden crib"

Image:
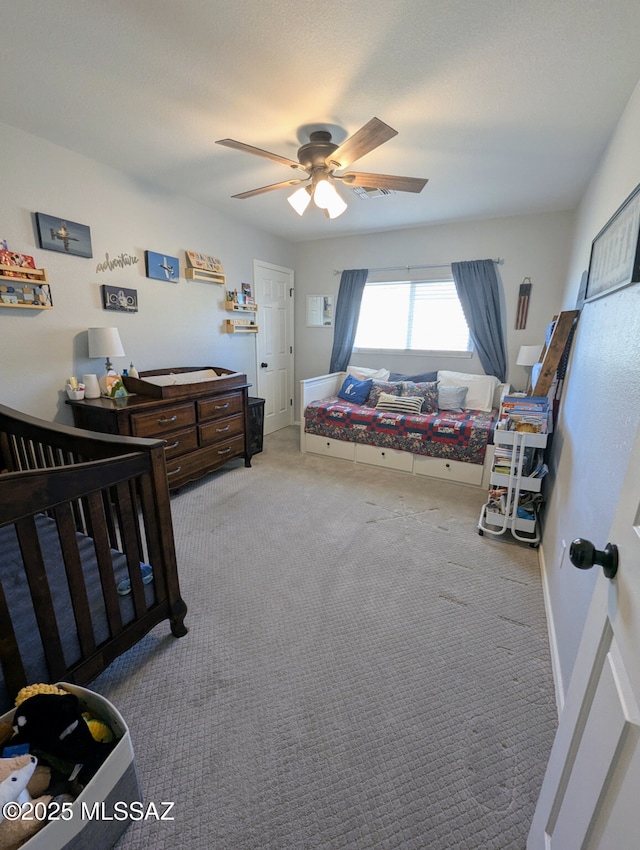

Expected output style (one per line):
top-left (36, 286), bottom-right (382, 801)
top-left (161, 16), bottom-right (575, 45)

top-left (0, 403), bottom-right (188, 712)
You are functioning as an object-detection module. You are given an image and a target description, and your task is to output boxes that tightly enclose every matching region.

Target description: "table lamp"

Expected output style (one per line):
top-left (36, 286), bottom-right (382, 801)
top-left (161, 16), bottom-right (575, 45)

top-left (517, 344), bottom-right (543, 393)
top-left (88, 327), bottom-right (125, 373)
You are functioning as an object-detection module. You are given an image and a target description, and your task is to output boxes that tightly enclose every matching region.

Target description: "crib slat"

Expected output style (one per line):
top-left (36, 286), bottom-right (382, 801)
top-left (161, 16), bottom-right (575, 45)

top-left (138, 473), bottom-right (168, 605)
top-left (14, 515), bottom-right (68, 681)
top-left (86, 491), bottom-right (124, 637)
top-left (114, 480), bottom-right (148, 619)
top-left (53, 503), bottom-right (98, 658)
top-left (0, 576), bottom-right (28, 697)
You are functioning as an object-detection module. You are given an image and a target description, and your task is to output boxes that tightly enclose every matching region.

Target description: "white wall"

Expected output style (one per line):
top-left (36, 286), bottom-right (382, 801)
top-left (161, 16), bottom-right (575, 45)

top-left (292, 211), bottom-right (574, 408)
top-left (541, 79), bottom-right (640, 700)
top-left (0, 122), bottom-right (294, 423)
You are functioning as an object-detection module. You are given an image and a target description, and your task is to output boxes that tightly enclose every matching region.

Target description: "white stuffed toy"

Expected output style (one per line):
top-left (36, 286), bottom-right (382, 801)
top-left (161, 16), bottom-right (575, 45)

top-left (0, 755), bottom-right (51, 850)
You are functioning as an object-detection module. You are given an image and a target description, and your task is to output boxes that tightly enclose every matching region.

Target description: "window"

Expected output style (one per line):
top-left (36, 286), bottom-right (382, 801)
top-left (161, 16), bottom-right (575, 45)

top-left (353, 278), bottom-right (471, 353)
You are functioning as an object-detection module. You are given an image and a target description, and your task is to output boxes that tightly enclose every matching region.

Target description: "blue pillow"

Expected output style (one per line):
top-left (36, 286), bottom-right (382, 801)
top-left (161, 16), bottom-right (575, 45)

top-left (338, 375), bottom-right (373, 405)
top-left (388, 370), bottom-right (438, 383)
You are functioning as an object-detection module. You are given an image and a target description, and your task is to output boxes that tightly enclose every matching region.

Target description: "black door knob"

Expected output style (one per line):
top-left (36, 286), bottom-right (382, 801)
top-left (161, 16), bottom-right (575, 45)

top-left (569, 538), bottom-right (619, 579)
top-left (260, 362), bottom-right (268, 368)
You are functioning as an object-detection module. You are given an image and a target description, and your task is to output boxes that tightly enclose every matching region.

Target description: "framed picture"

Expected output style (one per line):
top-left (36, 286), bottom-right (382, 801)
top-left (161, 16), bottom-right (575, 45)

top-left (102, 284), bottom-right (138, 312)
top-left (306, 295), bottom-right (334, 327)
top-left (35, 213), bottom-right (93, 258)
top-left (586, 182), bottom-right (640, 301)
top-left (145, 250), bottom-right (179, 281)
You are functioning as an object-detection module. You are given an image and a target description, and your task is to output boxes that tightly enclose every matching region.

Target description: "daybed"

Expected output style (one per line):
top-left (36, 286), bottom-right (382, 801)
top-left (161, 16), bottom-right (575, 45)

top-left (0, 403), bottom-right (187, 712)
top-left (301, 369), bottom-right (507, 487)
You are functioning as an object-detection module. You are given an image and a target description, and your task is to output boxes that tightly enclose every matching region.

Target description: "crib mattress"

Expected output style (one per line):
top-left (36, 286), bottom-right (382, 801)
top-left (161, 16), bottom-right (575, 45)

top-left (0, 515), bottom-right (155, 712)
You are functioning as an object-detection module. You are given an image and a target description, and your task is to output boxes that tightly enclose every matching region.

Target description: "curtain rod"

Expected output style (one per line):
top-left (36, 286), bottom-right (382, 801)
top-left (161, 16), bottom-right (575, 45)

top-left (333, 258), bottom-right (504, 275)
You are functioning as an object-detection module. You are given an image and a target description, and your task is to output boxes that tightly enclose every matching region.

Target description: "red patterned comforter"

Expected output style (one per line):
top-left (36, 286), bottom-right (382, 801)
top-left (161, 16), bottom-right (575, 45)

top-left (304, 396), bottom-right (497, 464)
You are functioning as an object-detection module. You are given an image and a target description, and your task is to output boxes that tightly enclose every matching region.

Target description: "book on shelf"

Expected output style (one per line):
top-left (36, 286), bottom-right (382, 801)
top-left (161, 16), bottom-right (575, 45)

top-left (498, 395), bottom-right (550, 434)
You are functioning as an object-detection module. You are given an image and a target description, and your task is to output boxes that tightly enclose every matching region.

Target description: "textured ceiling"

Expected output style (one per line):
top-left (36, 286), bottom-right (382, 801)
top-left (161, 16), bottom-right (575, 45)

top-left (3, 0), bottom-right (640, 242)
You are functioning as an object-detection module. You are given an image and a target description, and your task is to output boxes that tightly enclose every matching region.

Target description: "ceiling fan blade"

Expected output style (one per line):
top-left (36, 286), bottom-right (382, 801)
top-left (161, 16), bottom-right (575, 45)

top-left (216, 138), bottom-right (304, 171)
top-left (325, 118), bottom-right (398, 170)
top-left (338, 172), bottom-right (429, 193)
top-left (231, 178), bottom-right (307, 199)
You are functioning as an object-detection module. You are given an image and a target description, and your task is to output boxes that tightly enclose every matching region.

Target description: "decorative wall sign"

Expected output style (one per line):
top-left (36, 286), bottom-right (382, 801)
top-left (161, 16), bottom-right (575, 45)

top-left (145, 250), bottom-right (179, 281)
top-left (35, 212), bottom-right (93, 258)
top-left (515, 277), bottom-right (532, 329)
top-left (96, 252), bottom-right (139, 273)
top-left (586, 181), bottom-right (640, 301)
top-left (101, 284), bottom-right (138, 312)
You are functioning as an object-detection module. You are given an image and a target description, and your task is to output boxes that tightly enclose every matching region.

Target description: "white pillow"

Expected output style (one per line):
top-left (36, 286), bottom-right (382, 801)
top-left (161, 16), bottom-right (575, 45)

top-left (437, 370), bottom-right (499, 412)
top-left (346, 365), bottom-right (391, 381)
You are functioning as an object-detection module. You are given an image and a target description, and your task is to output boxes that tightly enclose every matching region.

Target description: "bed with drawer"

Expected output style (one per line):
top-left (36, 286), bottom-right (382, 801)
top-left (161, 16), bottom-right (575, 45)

top-left (301, 369), bottom-right (507, 487)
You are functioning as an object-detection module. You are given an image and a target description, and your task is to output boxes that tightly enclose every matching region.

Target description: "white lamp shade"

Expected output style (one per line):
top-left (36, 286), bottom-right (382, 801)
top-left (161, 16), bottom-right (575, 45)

top-left (287, 186), bottom-right (312, 216)
top-left (313, 178), bottom-right (338, 210)
top-left (88, 327), bottom-right (125, 359)
top-left (516, 344), bottom-right (543, 367)
top-left (325, 190), bottom-right (347, 219)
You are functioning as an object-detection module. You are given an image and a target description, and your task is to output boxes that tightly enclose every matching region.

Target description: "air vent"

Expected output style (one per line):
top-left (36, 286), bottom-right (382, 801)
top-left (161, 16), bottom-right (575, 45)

top-left (350, 186), bottom-right (397, 199)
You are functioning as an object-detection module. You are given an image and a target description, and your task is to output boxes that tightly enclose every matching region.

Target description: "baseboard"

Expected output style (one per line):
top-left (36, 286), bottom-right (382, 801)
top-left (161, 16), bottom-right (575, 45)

top-left (538, 541), bottom-right (565, 716)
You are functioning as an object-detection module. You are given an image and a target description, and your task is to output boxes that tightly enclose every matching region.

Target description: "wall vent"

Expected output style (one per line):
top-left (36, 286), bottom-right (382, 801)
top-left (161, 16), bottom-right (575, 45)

top-left (350, 186), bottom-right (396, 199)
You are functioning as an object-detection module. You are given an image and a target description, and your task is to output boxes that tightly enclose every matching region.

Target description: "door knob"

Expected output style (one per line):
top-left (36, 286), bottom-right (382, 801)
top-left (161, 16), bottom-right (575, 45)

top-left (569, 538), bottom-right (619, 579)
top-left (260, 362), bottom-right (268, 368)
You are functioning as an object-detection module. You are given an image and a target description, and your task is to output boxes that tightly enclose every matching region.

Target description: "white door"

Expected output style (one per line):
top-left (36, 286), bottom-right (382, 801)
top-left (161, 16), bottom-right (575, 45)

top-left (528, 420), bottom-right (640, 849)
top-left (253, 260), bottom-right (294, 435)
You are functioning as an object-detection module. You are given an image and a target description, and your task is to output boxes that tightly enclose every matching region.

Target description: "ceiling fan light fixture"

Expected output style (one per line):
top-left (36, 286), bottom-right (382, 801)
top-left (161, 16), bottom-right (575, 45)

top-left (287, 185), bottom-right (312, 215)
top-left (324, 190), bottom-right (348, 219)
top-left (312, 177), bottom-right (338, 210)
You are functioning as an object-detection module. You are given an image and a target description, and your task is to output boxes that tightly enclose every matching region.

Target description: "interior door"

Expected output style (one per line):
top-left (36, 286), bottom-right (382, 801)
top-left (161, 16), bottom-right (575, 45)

top-left (528, 420), bottom-right (640, 849)
top-left (253, 260), bottom-right (294, 435)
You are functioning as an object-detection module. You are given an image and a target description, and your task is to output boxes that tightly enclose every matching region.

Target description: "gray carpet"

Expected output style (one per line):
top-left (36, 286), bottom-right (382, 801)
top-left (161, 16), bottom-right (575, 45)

top-left (94, 425), bottom-right (557, 849)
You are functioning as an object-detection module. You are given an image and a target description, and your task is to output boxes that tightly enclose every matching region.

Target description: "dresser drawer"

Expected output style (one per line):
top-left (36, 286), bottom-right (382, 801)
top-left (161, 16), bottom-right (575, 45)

top-left (199, 413), bottom-right (244, 446)
top-left (413, 454), bottom-right (483, 485)
top-left (163, 426), bottom-right (198, 459)
top-left (165, 435), bottom-right (245, 488)
top-left (197, 392), bottom-right (243, 422)
top-left (130, 402), bottom-right (195, 438)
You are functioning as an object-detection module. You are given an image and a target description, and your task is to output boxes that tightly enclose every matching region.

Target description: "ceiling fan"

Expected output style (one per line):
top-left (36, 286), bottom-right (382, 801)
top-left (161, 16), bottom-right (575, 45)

top-left (216, 117), bottom-right (428, 219)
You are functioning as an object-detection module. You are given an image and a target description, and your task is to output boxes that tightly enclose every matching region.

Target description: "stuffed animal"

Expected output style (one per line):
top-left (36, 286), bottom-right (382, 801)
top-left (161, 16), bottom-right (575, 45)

top-left (0, 755), bottom-right (51, 850)
top-left (11, 693), bottom-right (113, 786)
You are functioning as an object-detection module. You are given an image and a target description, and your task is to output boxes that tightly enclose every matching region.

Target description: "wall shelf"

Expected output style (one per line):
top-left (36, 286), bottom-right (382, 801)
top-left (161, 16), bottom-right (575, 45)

top-left (0, 265), bottom-right (53, 309)
top-left (224, 318), bottom-right (258, 334)
top-left (225, 302), bottom-right (258, 313)
top-left (185, 267), bottom-right (226, 284)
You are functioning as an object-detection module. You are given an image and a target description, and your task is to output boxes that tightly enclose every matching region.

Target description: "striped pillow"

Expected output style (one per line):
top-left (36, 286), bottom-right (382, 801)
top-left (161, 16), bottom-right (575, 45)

top-left (375, 392), bottom-right (424, 414)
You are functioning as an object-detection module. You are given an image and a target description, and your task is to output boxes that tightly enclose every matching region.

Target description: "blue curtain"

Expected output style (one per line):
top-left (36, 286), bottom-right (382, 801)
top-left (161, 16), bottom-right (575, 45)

top-left (329, 268), bottom-right (369, 373)
top-left (451, 259), bottom-right (507, 381)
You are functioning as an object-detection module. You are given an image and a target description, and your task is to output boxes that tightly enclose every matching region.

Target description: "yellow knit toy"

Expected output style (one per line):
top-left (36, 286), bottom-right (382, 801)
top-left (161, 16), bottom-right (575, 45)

top-left (14, 683), bottom-right (66, 706)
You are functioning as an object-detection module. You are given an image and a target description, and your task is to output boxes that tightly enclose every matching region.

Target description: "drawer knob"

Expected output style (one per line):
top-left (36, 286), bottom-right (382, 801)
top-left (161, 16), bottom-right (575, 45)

top-left (217, 447), bottom-right (232, 455)
top-left (215, 403), bottom-right (230, 410)
top-left (165, 440), bottom-right (180, 450)
top-left (158, 415), bottom-right (178, 424)
top-left (167, 465), bottom-right (182, 476)
top-left (216, 425), bottom-right (230, 433)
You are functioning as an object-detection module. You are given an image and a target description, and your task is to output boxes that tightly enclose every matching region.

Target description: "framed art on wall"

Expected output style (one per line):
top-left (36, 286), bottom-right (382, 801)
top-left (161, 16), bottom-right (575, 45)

top-left (35, 213), bottom-right (93, 258)
top-left (102, 284), bottom-right (138, 312)
top-left (145, 250), bottom-right (179, 281)
top-left (585, 182), bottom-right (640, 301)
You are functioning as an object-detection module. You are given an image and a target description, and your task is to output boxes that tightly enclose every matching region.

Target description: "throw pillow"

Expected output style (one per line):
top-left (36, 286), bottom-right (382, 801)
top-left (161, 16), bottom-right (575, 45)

top-left (376, 392), bottom-right (424, 415)
top-left (438, 385), bottom-right (468, 412)
top-left (346, 365), bottom-right (391, 381)
top-left (388, 370), bottom-right (438, 383)
top-left (400, 380), bottom-right (438, 414)
top-left (366, 379), bottom-right (402, 408)
top-left (337, 375), bottom-right (372, 405)
top-left (436, 370), bottom-right (500, 412)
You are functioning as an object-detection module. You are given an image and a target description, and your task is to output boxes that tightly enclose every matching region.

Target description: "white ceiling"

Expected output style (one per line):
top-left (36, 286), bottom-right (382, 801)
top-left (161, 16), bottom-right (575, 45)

top-left (3, 0), bottom-right (640, 243)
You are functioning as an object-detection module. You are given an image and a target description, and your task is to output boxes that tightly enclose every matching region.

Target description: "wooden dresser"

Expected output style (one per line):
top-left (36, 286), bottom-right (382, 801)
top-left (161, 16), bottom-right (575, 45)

top-left (67, 366), bottom-right (252, 490)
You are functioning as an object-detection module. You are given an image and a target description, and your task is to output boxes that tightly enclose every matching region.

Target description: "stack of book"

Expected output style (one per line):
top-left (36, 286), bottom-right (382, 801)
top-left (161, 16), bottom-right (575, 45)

top-left (498, 395), bottom-right (550, 434)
